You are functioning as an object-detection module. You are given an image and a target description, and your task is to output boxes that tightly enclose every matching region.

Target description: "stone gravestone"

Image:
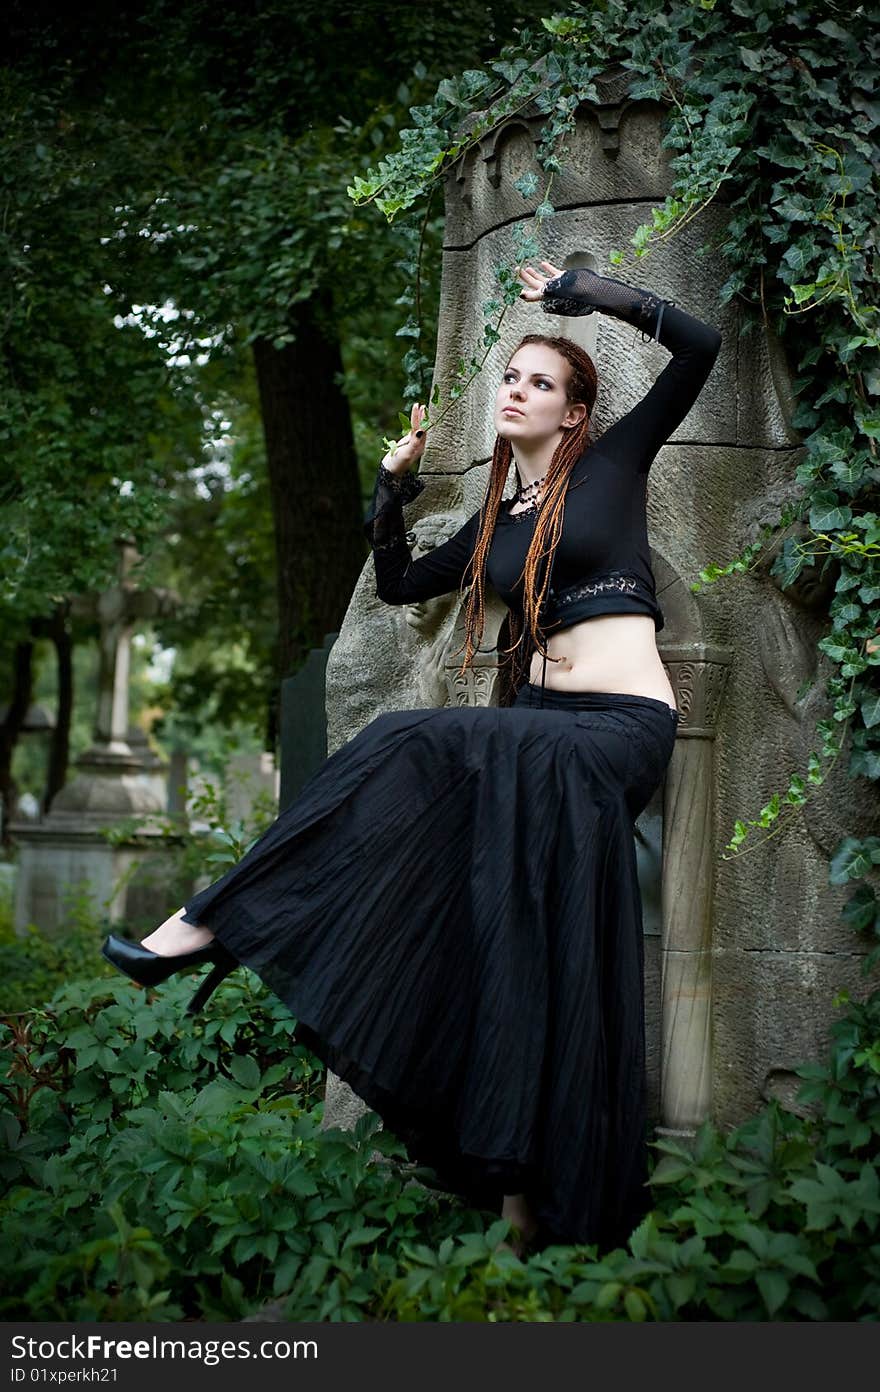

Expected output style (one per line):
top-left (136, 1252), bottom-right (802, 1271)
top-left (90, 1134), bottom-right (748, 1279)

top-left (127, 722), bottom-right (169, 813)
top-left (321, 69), bottom-right (875, 1146)
top-left (0, 703), bottom-right (56, 854)
top-left (166, 748), bottom-right (190, 822)
top-left (11, 539), bottom-right (186, 933)
top-left (224, 752), bottom-right (280, 827)
top-left (279, 633), bottom-right (338, 811)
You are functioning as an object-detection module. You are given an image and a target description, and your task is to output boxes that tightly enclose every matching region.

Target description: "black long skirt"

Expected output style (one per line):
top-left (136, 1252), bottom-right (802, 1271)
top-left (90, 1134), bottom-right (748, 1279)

top-left (181, 683), bottom-right (679, 1252)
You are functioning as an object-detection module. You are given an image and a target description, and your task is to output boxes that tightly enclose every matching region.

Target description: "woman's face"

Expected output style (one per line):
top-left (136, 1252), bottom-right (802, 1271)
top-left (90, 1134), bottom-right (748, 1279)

top-left (493, 343), bottom-right (585, 445)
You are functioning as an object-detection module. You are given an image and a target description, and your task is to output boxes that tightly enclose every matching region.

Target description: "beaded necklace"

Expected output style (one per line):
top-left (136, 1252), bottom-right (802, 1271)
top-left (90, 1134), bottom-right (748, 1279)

top-left (513, 472), bottom-right (546, 508)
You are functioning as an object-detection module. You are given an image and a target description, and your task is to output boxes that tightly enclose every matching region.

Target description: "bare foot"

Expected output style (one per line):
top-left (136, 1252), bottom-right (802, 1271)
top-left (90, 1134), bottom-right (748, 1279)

top-left (140, 907), bottom-right (215, 956)
top-left (497, 1192), bottom-right (538, 1259)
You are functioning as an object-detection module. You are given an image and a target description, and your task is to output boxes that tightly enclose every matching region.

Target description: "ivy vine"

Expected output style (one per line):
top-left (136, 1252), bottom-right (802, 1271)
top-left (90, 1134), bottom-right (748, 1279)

top-left (351, 0), bottom-right (880, 971)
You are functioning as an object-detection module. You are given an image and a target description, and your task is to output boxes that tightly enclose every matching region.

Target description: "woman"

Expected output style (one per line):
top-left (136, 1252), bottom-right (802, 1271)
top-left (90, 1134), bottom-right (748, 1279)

top-left (102, 259), bottom-right (722, 1257)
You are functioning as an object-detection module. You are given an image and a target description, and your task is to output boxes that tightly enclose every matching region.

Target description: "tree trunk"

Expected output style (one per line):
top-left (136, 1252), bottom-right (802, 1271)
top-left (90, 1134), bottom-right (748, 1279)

top-left (252, 293), bottom-right (364, 749)
top-left (0, 640), bottom-right (34, 845)
top-left (43, 606), bottom-right (73, 814)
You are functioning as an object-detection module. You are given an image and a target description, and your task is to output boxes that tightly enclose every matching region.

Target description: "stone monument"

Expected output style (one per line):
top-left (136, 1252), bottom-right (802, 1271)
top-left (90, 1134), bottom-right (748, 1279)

top-left (322, 71), bottom-right (875, 1143)
top-left (12, 540), bottom-right (186, 933)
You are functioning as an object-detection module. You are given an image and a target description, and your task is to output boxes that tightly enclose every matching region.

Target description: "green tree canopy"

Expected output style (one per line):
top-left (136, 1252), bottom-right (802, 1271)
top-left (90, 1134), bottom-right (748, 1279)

top-left (1, 0), bottom-right (530, 755)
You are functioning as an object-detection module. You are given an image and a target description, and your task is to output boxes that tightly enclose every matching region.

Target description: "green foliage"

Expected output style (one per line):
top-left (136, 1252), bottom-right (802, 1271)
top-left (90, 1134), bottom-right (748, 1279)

top-left (0, 66), bottom-right (206, 631)
top-left (2, 0), bottom-right (536, 738)
top-left (4, 1), bottom-right (879, 1324)
top-left (101, 772), bottom-right (278, 891)
top-left (2, 968), bottom-right (879, 1320)
top-left (0, 880), bottom-right (115, 1015)
top-left (0, 767), bottom-right (277, 1015)
top-left (137, 355), bottom-right (281, 747)
top-left (2, 768), bottom-right (879, 1322)
top-left (0, 971), bottom-right (479, 1320)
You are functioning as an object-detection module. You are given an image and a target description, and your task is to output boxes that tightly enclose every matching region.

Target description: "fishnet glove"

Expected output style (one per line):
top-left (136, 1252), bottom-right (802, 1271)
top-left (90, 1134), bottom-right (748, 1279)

top-left (542, 267), bottom-right (675, 343)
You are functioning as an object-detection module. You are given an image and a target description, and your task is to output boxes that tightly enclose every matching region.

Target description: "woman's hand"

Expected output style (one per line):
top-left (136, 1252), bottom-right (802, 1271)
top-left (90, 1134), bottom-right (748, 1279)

top-left (382, 402), bottom-right (428, 475)
top-left (516, 260), bottom-right (565, 302)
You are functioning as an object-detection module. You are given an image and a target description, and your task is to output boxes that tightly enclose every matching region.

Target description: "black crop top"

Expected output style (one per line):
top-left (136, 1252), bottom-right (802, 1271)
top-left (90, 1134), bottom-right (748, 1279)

top-left (363, 267), bottom-right (722, 702)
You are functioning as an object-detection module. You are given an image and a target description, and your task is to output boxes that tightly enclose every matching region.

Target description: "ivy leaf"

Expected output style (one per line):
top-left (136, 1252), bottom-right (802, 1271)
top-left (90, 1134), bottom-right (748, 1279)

top-left (771, 538), bottom-right (807, 589)
top-left (829, 837), bottom-right (880, 885)
top-left (809, 493), bottom-right (853, 531)
top-left (493, 58), bottom-right (528, 84)
top-left (739, 47), bottom-right (765, 71)
top-left (831, 602), bottom-right (862, 626)
top-left (513, 172), bottom-right (540, 199)
top-left (841, 884), bottom-right (879, 935)
top-left (860, 691), bottom-right (880, 730)
top-left (817, 20), bottom-right (852, 42)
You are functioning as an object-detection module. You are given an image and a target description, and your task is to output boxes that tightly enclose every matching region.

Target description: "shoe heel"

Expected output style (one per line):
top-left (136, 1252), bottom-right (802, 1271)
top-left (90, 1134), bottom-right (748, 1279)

top-left (186, 952), bottom-right (236, 1016)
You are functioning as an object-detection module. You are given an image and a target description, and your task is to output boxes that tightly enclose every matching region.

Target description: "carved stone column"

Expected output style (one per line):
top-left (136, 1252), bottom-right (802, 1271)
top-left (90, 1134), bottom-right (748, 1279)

top-left (657, 643), bottom-right (732, 1136)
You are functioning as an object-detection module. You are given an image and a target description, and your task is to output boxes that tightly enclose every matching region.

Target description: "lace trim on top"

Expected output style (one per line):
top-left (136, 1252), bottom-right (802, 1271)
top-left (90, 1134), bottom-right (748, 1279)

top-left (542, 570), bottom-right (661, 627)
top-left (500, 498), bottom-right (541, 524)
top-left (549, 571), bottom-right (643, 605)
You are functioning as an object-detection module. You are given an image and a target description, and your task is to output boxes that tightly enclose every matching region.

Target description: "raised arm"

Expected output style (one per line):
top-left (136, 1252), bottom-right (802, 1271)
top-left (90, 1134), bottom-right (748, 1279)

top-left (363, 462), bottom-right (482, 605)
top-left (540, 266), bottom-right (722, 473)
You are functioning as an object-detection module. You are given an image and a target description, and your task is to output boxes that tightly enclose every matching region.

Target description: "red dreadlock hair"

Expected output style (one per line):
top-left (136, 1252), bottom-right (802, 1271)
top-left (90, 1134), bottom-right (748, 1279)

top-left (449, 333), bottom-right (599, 699)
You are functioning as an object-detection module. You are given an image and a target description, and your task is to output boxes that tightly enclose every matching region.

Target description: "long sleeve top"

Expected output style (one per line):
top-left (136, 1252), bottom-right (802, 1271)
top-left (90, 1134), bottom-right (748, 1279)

top-left (362, 269), bottom-right (722, 696)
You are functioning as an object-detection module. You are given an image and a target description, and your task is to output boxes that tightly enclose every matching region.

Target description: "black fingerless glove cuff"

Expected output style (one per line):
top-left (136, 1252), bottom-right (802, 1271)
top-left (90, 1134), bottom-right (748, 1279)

top-left (363, 464), bottom-right (426, 550)
top-left (377, 463), bottom-right (425, 506)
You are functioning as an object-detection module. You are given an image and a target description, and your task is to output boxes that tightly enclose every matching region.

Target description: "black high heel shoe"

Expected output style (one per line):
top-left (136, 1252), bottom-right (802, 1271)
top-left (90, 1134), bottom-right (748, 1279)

top-left (101, 933), bottom-right (239, 1015)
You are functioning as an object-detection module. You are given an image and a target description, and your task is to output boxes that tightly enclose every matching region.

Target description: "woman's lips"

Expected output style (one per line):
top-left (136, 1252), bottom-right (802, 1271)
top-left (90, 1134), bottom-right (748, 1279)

top-left (502, 407), bottom-right (525, 416)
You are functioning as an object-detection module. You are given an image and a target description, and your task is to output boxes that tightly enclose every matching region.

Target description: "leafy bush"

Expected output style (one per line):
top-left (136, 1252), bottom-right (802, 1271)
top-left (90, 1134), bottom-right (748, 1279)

top-left (0, 880), bottom-right (115, 1015)
top-left (102, 775), bottom-right (279, 900)
top-left (2, 968), bottom-right (879, 1321)
top-left (0, 970), bottom-right (486, 1320)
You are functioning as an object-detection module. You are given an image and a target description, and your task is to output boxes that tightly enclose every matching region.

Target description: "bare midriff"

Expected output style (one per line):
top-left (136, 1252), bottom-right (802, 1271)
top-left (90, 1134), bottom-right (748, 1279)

top-left (526, 612), bottom-right (677, 710)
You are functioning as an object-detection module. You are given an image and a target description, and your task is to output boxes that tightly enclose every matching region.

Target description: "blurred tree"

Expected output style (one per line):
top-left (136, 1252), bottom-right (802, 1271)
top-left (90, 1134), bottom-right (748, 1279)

top-left (1, 0), bottom-right (529, 790)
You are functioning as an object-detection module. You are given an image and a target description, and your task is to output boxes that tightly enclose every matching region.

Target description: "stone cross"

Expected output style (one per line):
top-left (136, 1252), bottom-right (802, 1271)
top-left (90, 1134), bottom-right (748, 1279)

top-left (11, 539), bottom-right (184, 932)
top-left (70, 538), bottom-right (179, 762)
